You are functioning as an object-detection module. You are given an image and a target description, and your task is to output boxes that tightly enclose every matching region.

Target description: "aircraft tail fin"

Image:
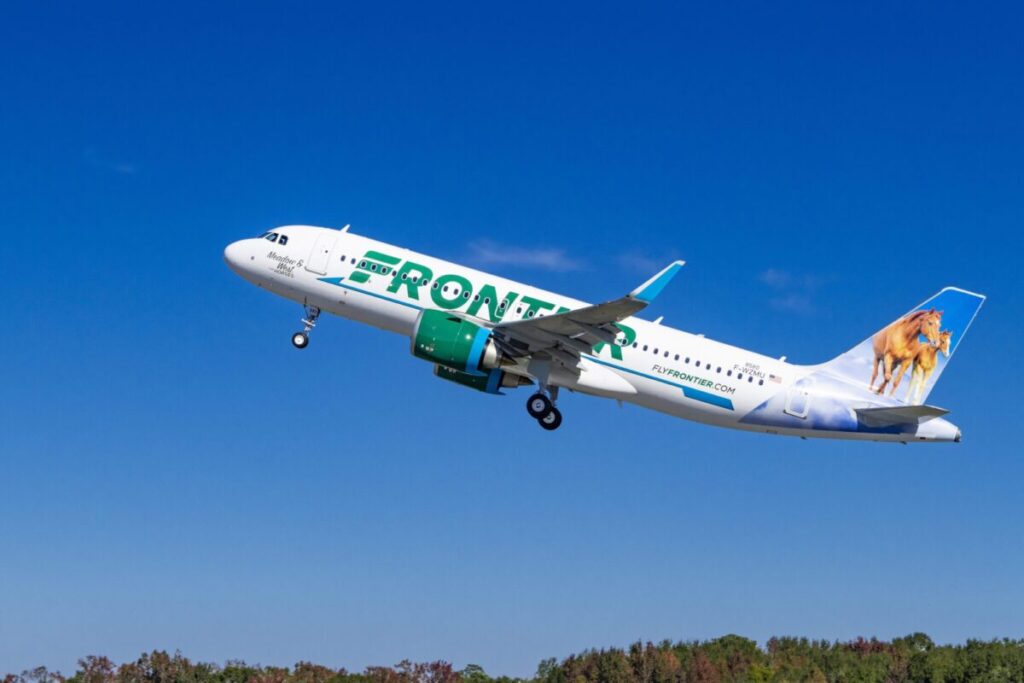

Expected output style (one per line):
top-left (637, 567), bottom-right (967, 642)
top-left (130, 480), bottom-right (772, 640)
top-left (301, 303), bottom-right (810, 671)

top-left (821, 287), bottom-right (985, 404)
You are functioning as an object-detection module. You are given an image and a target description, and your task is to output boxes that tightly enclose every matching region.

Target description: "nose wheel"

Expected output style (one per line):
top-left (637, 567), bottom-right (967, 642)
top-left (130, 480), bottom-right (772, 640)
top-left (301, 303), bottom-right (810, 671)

top-left (526, 390), bottom-right (562, 431)
top-left (292, 305), bottom-right (320, 349)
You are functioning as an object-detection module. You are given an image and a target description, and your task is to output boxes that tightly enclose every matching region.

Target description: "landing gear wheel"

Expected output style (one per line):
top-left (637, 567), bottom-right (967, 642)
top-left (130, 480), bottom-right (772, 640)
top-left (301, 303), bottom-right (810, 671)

top-left (538, 407), bottom-right (562, 431)
top-left (292, 304), bottom-right (320, 350)
top-left (526, 393), bottom-right (553, 419)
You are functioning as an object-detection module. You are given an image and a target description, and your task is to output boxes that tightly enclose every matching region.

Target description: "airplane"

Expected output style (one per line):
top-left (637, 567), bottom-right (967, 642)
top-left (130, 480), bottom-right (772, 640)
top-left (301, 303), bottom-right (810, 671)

top-left (224, 224), bottom-right (984, 443)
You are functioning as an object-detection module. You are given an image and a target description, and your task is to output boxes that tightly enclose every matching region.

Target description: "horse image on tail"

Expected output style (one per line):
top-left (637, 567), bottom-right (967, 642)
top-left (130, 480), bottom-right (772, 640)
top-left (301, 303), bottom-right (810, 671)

top-left (870, 308), bottom-right (943, 396)
top-left (907, 330), bottom-right (953, 404)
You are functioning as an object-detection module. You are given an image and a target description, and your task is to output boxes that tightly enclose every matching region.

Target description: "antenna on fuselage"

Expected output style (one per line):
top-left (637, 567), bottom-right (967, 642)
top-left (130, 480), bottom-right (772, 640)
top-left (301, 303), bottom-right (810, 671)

top-left (340, 224), bottom-right (350, 233)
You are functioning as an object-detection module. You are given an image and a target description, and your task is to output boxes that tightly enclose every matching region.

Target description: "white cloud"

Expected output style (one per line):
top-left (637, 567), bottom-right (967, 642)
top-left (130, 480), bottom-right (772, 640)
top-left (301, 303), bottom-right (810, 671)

top-left (466, 240), bottom-right (585, 272)
top-left (85, 148), bottom-right (138, 175)
top-left (759, 269), bottom-right (831, 315)
top-left (616, 251), bottom-right (680, 273)
top-left (759, 268), bottom-right (792, 289)
top-left (769, 293), bottom-right (816, 315)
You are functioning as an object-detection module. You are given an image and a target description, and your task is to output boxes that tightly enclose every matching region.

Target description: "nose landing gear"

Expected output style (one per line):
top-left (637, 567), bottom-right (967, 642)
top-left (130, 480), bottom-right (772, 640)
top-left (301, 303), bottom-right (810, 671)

top-left (291, 305), bottom-right (320, 349)
top-left (526, 388), bottom-right (562, 431)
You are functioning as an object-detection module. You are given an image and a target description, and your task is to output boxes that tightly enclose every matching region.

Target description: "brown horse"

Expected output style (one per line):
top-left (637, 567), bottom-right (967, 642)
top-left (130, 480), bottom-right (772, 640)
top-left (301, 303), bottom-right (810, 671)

top-left (870, 308), bottom-right (943, 396)
top-left (907, 330), bottom-right (953, 404)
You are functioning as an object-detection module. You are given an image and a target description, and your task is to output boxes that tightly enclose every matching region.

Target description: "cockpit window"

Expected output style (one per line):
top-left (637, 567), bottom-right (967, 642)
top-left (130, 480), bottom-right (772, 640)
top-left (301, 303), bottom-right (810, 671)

top-left (263, 232), bottom-right (279, 243)
top-left (278, 235), bottom-right (288, 245)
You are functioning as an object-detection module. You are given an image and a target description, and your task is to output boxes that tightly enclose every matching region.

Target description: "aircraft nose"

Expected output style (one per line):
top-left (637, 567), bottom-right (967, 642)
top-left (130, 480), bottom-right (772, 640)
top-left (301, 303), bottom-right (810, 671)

top-left (223, 240), bottom-right (247, 274)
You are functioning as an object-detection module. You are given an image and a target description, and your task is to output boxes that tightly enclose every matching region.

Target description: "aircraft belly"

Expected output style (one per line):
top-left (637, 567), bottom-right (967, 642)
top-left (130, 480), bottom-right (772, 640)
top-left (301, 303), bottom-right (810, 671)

top-left (555, 360), bottom-right (638, 398)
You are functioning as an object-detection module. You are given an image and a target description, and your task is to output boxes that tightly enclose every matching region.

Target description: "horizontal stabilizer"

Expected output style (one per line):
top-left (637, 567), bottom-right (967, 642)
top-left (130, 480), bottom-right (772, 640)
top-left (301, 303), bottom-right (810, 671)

top-left (855, 404), bottom-right (949, 428)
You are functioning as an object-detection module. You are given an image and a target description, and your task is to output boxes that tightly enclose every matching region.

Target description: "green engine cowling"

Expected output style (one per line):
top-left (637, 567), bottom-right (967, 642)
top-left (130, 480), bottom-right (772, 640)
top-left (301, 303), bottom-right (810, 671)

top-left (434, 365), bottom-right (504, 394)
top-left (433, 365), bottom-right (532, 394)
top-left (412, 309), bottom-right (500, 375)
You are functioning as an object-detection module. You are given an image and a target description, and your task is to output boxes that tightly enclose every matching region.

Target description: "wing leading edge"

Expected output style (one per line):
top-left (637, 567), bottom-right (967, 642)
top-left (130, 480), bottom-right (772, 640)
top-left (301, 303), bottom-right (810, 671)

top-left (491, 260), bottom-right (685, 367)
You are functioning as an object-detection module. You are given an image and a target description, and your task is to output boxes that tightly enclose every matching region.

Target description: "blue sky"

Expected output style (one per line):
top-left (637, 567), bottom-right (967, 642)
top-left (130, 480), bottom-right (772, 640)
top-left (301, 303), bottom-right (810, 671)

top-left (2, 0), bottom-right (1022, 676)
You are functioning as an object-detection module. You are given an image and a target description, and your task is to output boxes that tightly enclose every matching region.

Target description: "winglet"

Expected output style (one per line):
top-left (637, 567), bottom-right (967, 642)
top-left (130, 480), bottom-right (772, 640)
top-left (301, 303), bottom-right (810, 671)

top-left (629, 260), bottom-right (685, 303)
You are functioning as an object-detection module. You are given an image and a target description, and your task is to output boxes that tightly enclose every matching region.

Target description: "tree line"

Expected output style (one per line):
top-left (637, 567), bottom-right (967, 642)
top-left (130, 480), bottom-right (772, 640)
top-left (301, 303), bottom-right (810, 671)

top-left (6, 634), bottom-right (1024, 683)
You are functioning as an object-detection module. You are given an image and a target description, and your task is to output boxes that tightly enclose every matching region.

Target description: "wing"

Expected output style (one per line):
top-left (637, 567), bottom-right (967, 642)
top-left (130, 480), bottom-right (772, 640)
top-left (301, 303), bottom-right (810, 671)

top-left (491, 260), bottom-right (684, 370)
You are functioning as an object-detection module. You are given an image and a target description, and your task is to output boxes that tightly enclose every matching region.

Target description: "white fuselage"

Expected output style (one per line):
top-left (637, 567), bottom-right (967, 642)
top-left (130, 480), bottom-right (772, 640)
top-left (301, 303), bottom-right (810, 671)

top-left (224, 225), bottom-right (961, 443)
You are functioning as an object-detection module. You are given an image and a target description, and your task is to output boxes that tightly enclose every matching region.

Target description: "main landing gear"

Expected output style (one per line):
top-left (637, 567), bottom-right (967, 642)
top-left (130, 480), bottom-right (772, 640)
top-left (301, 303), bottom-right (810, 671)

top-left (526, 389), bottom-right (562, 431)
top-left (291, 305), bottom-right (320, 349)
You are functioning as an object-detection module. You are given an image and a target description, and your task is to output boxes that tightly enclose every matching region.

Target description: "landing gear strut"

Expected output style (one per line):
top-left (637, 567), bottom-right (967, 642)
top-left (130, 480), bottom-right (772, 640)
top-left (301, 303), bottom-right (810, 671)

top-left (526, 388), bottom-right (562, 431)
top-left (292, 305), bottom-right (320, 349)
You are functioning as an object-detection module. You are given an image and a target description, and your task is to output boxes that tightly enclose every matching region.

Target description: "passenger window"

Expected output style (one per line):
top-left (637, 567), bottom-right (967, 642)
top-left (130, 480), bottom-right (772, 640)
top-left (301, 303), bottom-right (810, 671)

top-left (632, 342), bottom-right (638, 348)
top-left (727, 370), bottom-right (732, 376)
top-left (674, 354), bottom-right (679, 361)
top-left (463, 292), bottom-right (470, 299)
top-left (340, 255), bottom-right (346, 262)
top-left (527, 310), bottom-right (535, 317)
top-left (758, 379), bottom-right (764, 385)
top-left (664, 351), bottom-right (669, 358)
top-left (685, 357), bottom-right (690, 364)
top-left (716, 367), bottom-right (721, 373)
top-left (748, 376), bottom-right (754, 382)
top-left (653, 348), bottom-right (658, 354)
top-left (643, 345), bottom-right (648, 351)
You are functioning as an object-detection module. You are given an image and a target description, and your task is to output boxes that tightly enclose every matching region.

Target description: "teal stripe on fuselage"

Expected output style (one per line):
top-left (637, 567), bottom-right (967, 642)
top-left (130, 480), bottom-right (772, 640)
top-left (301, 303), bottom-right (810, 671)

top-left (589, 357), bottom-right (735, 411)
top-left (319, 277), bottom-right (424, 311)
top-left (321, 275), bottom-right (733, 411)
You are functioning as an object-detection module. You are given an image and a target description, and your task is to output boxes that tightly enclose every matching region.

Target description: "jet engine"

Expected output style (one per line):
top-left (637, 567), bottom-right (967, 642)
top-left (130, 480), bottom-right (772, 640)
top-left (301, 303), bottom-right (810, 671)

top-left (411, 310), bottom-right (502, 375)
top-left (433, 365), bottom-right (530, 394)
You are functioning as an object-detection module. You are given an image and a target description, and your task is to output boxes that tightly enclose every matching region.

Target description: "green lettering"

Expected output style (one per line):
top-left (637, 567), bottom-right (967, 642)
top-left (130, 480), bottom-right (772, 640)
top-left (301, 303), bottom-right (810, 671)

top-left (350, 250), bottom-right (401, 284)
top-left (467, 285), bottom-right (519, 322)
top-left (520, 295), bottom-right (556, 318)
top-left (592, 322), bottom-right (636, 361)
top-left (386, 261), bottom-right (433, 300)
top-left (431, 273), bottom-right (473, 310)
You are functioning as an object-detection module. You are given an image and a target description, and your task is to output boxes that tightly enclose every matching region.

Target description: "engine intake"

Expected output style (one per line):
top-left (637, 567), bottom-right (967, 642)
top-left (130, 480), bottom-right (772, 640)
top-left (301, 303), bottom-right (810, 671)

top-left (412, 310), bottom-right (500, 375)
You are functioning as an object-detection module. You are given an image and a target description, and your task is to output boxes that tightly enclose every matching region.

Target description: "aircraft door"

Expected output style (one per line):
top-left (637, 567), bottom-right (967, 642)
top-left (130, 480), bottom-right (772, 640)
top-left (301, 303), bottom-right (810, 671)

top-left (305, 231), bottom-right (339, 275)
top-left (784, 379), bottom-right (813, 419)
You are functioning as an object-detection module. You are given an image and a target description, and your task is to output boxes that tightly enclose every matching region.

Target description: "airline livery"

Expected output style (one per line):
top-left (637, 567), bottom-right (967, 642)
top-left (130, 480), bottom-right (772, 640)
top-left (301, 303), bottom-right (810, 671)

top-left (224, 225), bottom-right (984, 442)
